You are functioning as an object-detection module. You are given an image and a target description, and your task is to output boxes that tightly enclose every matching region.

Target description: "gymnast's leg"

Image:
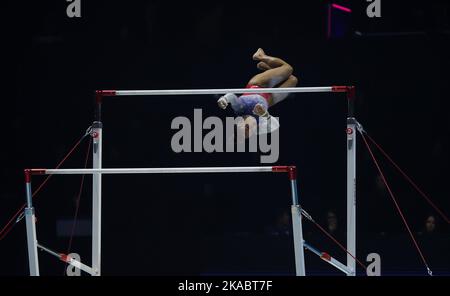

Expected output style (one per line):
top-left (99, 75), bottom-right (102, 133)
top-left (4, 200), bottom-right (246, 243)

top-left (217, 49), bottom-right (297, 110)
top-left (248, 48), bottom-right (293, 88)
top-left (251, 49), bottom-right (298, 106)
top-left (264, 72), bottom-right (298, 106)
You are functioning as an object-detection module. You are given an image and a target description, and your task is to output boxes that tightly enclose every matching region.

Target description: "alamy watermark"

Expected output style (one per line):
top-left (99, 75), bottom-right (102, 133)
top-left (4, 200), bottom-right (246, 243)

top-left (170, 109), bottom-right (279, 164)
top-left (366, 252), bottom-right (381, 276)
top-left (366, 0), bottom-right (381, 18)
top-left (65, 253), bottom-right (81, 276)
top-left (66, 0), bottom-right (81, 18)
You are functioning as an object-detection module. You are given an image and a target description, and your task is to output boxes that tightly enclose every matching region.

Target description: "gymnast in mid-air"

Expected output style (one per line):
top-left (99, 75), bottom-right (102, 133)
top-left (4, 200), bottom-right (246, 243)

top-left (217, 48), bottom-right (298, 137)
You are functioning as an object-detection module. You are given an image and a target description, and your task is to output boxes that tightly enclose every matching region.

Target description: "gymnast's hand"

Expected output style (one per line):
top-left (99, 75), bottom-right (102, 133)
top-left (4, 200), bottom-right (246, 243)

top-left (253, 103), bottom-right (269, 117)
top-left (217, 96), bottom-right (228, 109)
top-left (217, 93), bottom-right (238, 110)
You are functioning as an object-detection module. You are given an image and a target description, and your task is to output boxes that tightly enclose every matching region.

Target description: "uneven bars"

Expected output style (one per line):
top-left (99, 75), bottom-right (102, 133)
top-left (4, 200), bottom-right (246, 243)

top-left (26, 166), bottom-right (296, 176)
top-left (95, 86), bottom-right (353, 97)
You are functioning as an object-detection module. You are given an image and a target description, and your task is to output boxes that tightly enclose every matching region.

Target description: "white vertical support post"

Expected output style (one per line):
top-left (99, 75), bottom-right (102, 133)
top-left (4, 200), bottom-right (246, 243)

top-left (24, 170), bottom-right (39, 276)
top-left (288, 166), bottom-right (306, 276)
top-left (346, 117), bottom-right (357, 276)
top-left (92, 121), bottom-right (102, 276)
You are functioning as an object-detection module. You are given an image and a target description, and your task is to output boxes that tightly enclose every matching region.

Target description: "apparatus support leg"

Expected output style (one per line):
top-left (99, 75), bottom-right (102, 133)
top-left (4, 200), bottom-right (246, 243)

top-left (24, 171), bottom-right (39, 276)
top-left (346, 117), bottom-right (357, 276)
top-left (289, 167), bottom-right (306, 276)
top-left (92, 121), bottom-right (102, 276)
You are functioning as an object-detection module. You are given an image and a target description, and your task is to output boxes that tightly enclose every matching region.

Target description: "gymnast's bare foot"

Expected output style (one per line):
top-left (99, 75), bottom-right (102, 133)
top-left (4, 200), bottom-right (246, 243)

top-left (257, 61), bottom-right (271, 71)
top-left (253, 48), bottom-right (266, 61)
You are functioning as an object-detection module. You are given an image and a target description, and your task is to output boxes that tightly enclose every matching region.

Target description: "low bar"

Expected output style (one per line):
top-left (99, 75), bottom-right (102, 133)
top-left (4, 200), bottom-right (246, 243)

top-left (30, 166), bottom-right (293, 175)
top-left (96, 86), bottom-right (352, 98)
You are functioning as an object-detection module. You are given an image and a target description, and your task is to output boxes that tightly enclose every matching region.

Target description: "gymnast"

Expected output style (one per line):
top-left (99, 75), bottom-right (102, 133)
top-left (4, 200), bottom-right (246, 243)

top-left (217, 48), bottom-right (298, 138)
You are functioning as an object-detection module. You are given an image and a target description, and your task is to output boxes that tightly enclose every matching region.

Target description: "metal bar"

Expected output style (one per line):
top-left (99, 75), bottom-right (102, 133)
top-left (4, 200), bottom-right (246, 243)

top-left (112, 86), bottom-right (336, 96)
top-left (37, 244), bottom-right (96, 276)
top-left (347, 117), bottom-right (357, 276)
top-left (303, 241), bottom-right (322, 257)
top-left (303, 241), bottom-right (352, 275)
top-left (38, 167), bottom-right (281, 175)
top-left (290, 178), bottom-right (306, 276)
top-left (24, 180), bottom-right (39, 276)
top-left (37, 243), bottom-right (60, 258)
top-left (329, 257), bottom-right (352, 275)
top-left (66, 256), bottom-right (96, 276)
top-left (92, 121), bottom-right (102, 276)
top-left (25, 209), bottom-right (39, 276)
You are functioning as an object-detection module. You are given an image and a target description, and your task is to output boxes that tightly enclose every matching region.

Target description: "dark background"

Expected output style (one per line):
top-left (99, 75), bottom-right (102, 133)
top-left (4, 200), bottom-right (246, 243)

top-left (1, 0), bottom-right (449, 275)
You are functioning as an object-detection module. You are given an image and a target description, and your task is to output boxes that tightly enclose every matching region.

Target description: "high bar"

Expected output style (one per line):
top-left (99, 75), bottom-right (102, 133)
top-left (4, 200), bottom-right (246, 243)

top-left (26, 166), bottom-right (296, 176)
top-left (96, 86), bottom-right (353, 97)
